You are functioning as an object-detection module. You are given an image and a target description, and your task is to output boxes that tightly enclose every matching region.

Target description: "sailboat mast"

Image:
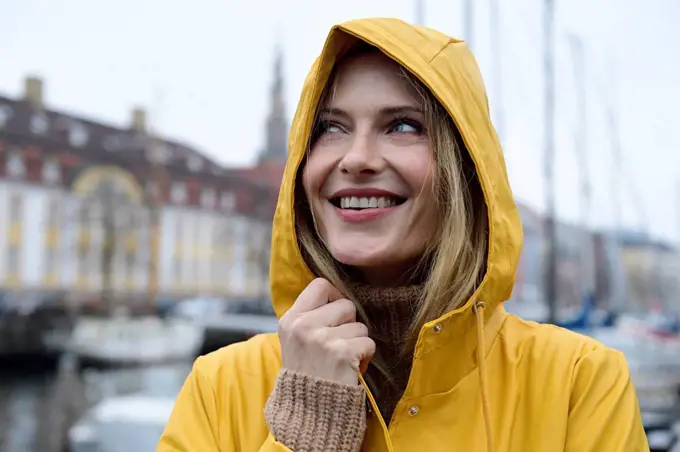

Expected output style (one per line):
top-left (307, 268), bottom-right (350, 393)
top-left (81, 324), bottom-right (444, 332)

top-left (489, 0), bottom-right (504, 144)
top-left (604, 56), bottom-right (627, 310)
top-left (463, 0), bottom-right (474, 49)
top-left (567, 34), bottom-right (594, 305)
top-left (414, 0), bottom-right (424, 25)
top-left (543, 0), bottom-right (558, 324)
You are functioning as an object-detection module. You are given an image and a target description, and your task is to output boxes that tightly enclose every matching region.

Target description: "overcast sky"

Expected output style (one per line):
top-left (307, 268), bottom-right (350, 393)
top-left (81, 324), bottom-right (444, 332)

top-left (1, 0), bottom-right (679, 243)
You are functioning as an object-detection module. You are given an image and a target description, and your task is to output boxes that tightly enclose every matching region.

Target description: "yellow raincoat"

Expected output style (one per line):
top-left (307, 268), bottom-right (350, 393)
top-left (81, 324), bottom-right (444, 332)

top-left (158, 18), bottom-right (649, 452)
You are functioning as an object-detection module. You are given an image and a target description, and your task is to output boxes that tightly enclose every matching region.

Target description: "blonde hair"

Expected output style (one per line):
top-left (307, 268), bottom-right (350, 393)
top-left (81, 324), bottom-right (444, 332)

top-left (295, 42), bottom-right (488, 361)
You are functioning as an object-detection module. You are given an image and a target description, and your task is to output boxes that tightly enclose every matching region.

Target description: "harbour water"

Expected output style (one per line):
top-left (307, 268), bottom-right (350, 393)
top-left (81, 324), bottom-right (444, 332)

top-left (0, 356), bottom-right (192, 452)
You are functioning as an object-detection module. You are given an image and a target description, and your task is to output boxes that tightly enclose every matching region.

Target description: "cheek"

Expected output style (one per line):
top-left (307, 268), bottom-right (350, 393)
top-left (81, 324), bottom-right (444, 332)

top-left (301, 155), bottom-right (324, 201)
top-left (301, 164), bottom-right (313, 199)
top-left (394, 148), bottom-right (434, 194)
top-left (302, 147), bottom-right (340, 198)
top-left (301, 153), bottom-right (334, 221)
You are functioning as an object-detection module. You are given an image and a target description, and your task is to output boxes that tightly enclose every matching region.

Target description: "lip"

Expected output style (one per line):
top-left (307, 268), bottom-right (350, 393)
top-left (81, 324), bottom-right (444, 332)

top-left (331, 203), bottom-right (402, 224)
top-left (333, 206), bottom-right (398, 223)
top-left (329, 187), bottom-right (404, 199)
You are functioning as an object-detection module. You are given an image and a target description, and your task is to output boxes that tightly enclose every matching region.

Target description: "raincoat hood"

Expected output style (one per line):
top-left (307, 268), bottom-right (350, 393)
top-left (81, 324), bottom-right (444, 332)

top-left (270, 18), bottom-right (523, 322)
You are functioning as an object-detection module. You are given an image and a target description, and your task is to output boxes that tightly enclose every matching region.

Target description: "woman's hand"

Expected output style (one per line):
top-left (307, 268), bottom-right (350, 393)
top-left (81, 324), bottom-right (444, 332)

top-left (278, 278), bottom-right (375, 386)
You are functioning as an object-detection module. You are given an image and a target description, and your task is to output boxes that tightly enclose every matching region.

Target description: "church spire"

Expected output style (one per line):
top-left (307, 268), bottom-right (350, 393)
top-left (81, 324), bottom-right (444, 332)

top-left (258, 42), bottom-right (288, 164)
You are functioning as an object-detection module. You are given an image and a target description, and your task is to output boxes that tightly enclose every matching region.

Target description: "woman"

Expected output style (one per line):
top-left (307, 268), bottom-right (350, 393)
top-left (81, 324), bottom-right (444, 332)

top-left (158, 18), bottom-right (648, 451)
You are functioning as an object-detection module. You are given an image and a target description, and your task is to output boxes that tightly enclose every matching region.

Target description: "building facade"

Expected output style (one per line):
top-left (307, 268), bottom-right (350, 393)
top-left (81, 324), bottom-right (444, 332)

top-left (0, 76), bottom-right (276, 308)
top-left (619, 231), bottom-right (680, 313)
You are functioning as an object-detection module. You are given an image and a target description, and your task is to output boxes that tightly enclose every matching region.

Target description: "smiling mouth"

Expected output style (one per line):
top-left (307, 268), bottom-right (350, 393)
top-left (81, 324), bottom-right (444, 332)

top-left (329, 196), bottom-right (407, 210)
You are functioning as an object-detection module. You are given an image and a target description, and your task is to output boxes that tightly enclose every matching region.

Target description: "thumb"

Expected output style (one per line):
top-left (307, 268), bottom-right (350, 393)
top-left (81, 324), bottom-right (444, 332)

top-left (359, 356), bottom-right (371, 375)
top-left (358, 340), bottom-right (376, 374)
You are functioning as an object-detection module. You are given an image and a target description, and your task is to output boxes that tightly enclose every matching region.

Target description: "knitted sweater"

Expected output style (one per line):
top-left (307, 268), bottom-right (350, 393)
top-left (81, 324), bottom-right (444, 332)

top-left (264, 284), bottom-right (421, 452)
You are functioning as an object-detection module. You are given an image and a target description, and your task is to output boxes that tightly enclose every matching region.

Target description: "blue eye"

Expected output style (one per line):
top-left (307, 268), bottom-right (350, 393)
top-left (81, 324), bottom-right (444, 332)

top-left (325, 123), bottom-right (342, 134)
top-left (390, 118), bottom-right (422, 134)
top-left (316, 121), bottom-right (343, 135)
top-left (393, 121), bottom-right (418, 133)
top-left (311, 120), bottom-right (345, 145)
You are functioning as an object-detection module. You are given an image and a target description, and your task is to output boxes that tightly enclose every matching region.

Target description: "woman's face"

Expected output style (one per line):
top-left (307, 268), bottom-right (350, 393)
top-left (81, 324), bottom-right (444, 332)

top-left (302, 52), bottom-right (439, 285)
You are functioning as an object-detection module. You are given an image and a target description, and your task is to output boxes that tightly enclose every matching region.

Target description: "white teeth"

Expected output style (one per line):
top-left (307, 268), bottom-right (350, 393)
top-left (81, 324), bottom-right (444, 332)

top-left (338, 196), bottom-right (399, 209)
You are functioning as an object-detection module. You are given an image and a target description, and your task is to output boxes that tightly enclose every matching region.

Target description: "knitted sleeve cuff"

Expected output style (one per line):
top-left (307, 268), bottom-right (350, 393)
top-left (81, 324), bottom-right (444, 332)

top-left (264, 368), bottom-right (367, 452)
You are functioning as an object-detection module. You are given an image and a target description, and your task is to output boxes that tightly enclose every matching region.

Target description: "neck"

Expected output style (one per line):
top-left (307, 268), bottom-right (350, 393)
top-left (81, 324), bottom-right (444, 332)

top-left (350, 260), bottom-right (428, 287)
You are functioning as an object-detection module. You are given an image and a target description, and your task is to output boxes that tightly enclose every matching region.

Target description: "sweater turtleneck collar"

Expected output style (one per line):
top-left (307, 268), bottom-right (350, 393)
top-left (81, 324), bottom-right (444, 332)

top-left (349, 283), bottom-right (425, 424)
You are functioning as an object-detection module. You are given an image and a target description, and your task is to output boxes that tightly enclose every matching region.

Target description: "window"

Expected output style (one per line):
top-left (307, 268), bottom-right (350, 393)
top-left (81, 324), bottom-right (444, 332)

top-left (125, 249), bottom-right (136, 281)
top-left (44, 247), bottom-right (57, 283)
top-left (175, 217), bottom-right (183, 243)
top-left (201, 189), bottom-right (216, 208)
top-left (6, 152), bottom-right (25, 178)
top-left (46, 197), bottom-right (60, 228)
top-left (173, 256), bottom-right (182, 286)
top-left (147, 143), bottom-right (172, 164)
top-left (212, 222), bottom-right (232, 288)
top-left (0, 104), bottom-right (13, 129)
top-left (187, 155), bottom-right (204, 172)
top-left (7, 245), bottom-right (20, 275)
top-left (220, 192), bottom-right (236, 212)
top-left (103, 135), bottom-right (121, 152)
top-left (69, 121), bottom-right (89, 148)
top-left (9, 192), bottom-right (22, 222)
top-left (146, 181), bottom-right (159, 200)
top-left (30, 112), bottom-right (49, 134)
top-left (44, 196), bottom-right (60, 284)
top-left (173, 218), bottom-right (184, 286)
top-left (171, 182), bottom-right (187, 204)
top-left (79, 203), bottom-right (91, 227)
top-left (77, 204), bottom-right (91, 280)
top-left (6, 192), bottom-right (23, 280)
top-left (42, 158), bottom-right (61, 184)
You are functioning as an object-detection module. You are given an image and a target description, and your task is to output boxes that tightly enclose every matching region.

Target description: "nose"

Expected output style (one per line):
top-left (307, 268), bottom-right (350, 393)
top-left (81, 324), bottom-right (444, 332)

top-left (338, 134), bottom-right (386, 176)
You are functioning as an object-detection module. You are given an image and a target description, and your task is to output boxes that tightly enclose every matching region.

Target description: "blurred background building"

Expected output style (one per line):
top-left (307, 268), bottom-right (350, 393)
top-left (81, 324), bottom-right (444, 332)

top-left (0, 53), bottom-right (291, 312)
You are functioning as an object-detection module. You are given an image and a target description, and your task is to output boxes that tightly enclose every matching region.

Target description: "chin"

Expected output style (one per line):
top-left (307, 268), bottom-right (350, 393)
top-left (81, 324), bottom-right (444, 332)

top-left (327, 235), bottom-right (422, 271)
top-left (332, 250), bottom-right (387, 268)
top-left (327, 240), bottom-right (392, 268)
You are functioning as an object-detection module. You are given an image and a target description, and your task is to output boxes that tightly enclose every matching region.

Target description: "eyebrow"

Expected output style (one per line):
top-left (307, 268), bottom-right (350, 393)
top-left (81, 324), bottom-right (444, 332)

top-left (319, 105), bottom-right (424, 119)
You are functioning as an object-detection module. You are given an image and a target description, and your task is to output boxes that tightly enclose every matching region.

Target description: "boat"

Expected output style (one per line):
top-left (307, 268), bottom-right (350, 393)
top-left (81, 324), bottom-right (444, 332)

top-left (68, 394), bottom-right (175, 452)
top-left (48, 313), bottom-right (205, 367)
top-left (170, 296), bottom-right (278, 350)
top-left (589, 323), bottom-right (680, 451)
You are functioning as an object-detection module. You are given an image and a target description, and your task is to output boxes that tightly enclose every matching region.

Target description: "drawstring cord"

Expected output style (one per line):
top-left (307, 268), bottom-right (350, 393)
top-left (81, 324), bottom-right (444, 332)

top-left (474, 301), bottom-right (495, 452)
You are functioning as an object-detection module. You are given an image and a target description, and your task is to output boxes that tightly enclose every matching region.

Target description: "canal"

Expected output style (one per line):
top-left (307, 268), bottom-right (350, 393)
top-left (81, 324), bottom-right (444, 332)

top-left (0, 356), bottom-right (192, 452)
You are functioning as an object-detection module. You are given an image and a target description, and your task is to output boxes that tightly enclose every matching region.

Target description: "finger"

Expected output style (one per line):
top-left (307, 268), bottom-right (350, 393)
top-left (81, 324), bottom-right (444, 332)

top-left (287, 278), bottom-right (344, 314)
top-left (326, 322), bottom-right (368, 339)
top-left (304, 299), bottom-right (356, 327)
top-left (345, 337), bottom-right (376, 372)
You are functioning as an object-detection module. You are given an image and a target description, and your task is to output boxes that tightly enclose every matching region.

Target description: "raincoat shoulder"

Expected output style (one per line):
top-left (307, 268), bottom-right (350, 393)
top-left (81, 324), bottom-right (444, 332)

top-left (157, 333), bottom-right (287, 451)
top-left (499, 315), bottom-right (649, 451)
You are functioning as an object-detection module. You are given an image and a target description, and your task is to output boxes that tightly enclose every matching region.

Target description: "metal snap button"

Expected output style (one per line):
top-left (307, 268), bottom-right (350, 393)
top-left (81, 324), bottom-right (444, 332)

top-left (408, 405), bottom-right (420, 416)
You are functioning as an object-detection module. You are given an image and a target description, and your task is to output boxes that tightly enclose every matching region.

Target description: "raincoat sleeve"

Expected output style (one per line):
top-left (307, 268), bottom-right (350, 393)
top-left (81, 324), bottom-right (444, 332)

top-left (157, 357), bottom-right (222, 451)
top-left (156, 356), bottom-right (313, 452)
top-left (564, 347), bottom-right (649, 451)
top-left (158, 357), bottom-right (295, 452)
